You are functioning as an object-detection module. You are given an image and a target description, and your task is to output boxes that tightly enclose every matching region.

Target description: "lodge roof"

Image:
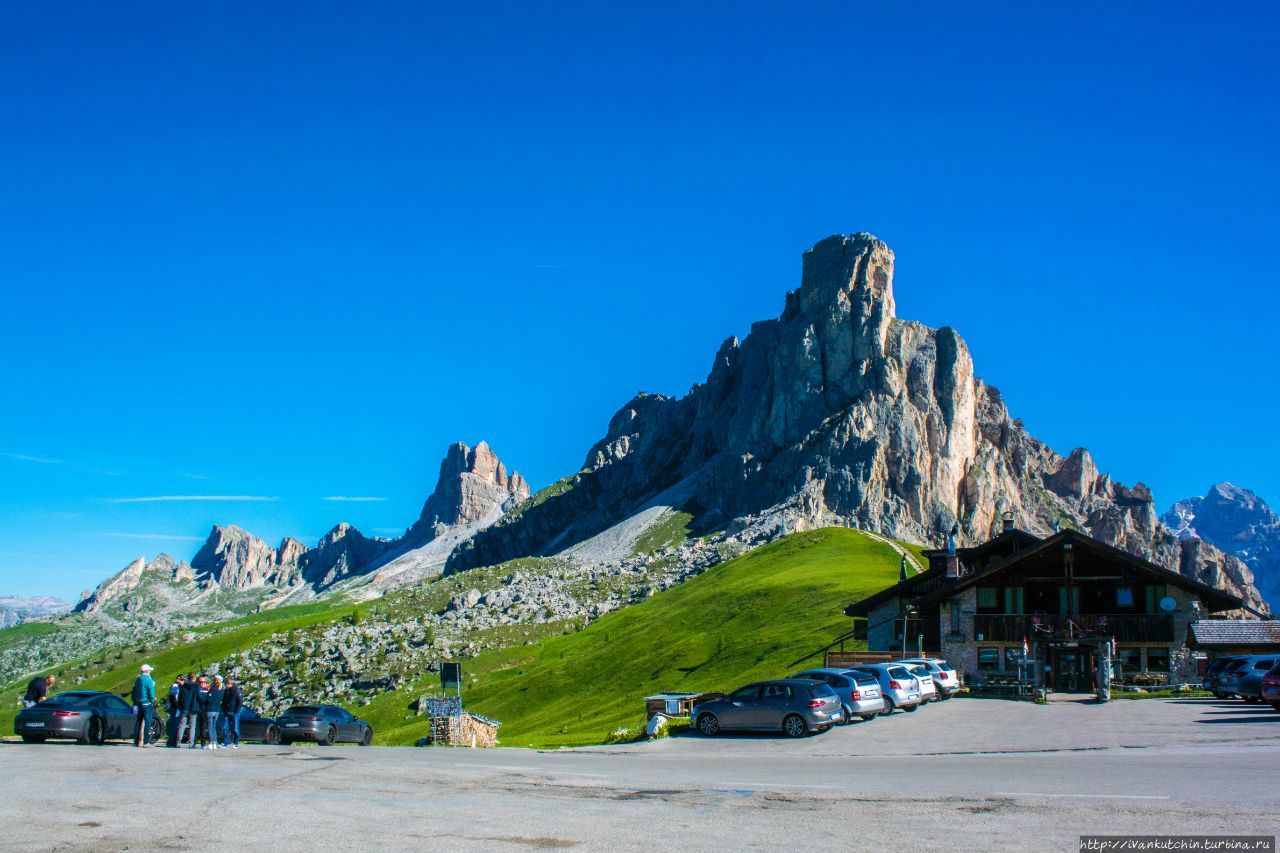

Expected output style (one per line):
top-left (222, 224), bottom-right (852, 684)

top-left (1189, 620), bottom-right (1280, 647)
top-left (845, 527), bottom-right (1244, 617)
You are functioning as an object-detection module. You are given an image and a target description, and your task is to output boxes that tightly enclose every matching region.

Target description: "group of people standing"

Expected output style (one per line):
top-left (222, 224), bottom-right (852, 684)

top-left (163, 671), bottom-right (245, 749)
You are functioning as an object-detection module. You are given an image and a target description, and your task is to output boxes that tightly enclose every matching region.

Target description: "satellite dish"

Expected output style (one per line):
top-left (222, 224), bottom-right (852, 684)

top-left (1159, 596), bottom-right (1177, 613)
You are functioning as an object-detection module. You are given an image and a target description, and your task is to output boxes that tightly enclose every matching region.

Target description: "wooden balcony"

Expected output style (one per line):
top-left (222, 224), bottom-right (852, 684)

top-left (972, 613), bottom-right (1174, 643)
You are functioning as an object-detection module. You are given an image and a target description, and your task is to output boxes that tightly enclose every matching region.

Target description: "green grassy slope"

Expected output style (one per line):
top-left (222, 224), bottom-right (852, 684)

top-left (364, 527), bottom-right (899, 747)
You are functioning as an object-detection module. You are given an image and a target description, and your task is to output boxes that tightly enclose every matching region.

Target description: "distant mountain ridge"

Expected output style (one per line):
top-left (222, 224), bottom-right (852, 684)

top-left (0, 595), bottom-right (72, 628)
top-left (74, 441), bottom-right (528, 616)
top-left (1164, 483), bottom-right (1278, 611)
top-left (65, 233), bottom-right (1267, 620)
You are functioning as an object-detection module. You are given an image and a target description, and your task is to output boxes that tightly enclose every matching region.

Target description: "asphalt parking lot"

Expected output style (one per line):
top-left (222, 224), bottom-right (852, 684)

top-left (2, 697), bottom-right (1277, 852)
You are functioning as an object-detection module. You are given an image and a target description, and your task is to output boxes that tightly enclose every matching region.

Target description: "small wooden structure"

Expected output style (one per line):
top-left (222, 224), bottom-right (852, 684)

top-left (824, 650), bottom-right (898, 669)
top-left (643, 693), bottom-right (703, 720)
top-left (422, 696), bottom-right (500, 747)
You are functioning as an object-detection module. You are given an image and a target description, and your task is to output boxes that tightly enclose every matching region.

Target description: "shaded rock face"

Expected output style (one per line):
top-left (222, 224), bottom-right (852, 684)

top-left (1164, 483), bottom-right (1279, 611)
top-left (300, 523), bottom-right (390, 589)
top-left (449, 233), bottom-right (1267, 613)
top-left (75, 553), bottom-right (195, 613)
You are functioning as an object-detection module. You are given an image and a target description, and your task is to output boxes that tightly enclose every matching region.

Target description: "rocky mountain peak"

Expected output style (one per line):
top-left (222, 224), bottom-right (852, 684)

top-left (413, 441), bottom-right (530, 536)
top-left (191, 524), bottom-right (281, 590)
top-left (1163, 483), bottom-right (1279, 610)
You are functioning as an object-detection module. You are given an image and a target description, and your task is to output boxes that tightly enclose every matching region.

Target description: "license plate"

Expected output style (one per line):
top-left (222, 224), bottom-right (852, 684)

top-left (25, 722), bottom-right (45, 728)
top-left (285, 723), bottom-right (300, 727)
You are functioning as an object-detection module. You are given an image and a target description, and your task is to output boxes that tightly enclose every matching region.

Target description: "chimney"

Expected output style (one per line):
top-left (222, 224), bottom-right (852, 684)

top-left (945, 523), bottom-right (960, 579)
top-left (1001, 511), bottom-right (1015, 533)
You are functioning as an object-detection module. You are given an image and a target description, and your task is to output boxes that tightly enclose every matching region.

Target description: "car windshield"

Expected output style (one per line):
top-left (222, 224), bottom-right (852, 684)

top-left (910, 666), bottom-right (930, 676)
top-left (939, 664), bottom-right (955, 672)
top-left (1254, 660), bottom-right (1276, 670)
top-left (285, 706), bottom-right (322, 715)
top-left (43, 692), bottom-right (94, 706)
top-left (852, 675), bottom-right (879, 686)
top-left (888, 666), bottom-right (912, 679)
top-left (808, 683), bottom-right (837, 698)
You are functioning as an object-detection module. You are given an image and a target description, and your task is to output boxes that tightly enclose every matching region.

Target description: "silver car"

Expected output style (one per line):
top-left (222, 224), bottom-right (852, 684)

top-left (692, 679), bottom-right (843, 738)
top-left (851, 664), bottom-right (922, 714)
top-left (898, 657), bottom-right (961, 699)
top-left (791, 668), bottom-right (886, 722)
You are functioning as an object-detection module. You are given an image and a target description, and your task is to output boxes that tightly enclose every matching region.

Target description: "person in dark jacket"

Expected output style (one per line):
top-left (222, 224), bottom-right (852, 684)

top-left (188, 676), bottom-right (211, 749)
top-left (166, 674), bottom-right (186, 747)
top-left (220, 677), bottom-right (244, 749)
top-left (178, 672), bottom-right (200, 747)
top-left (23, 674), bottom-right (54, 708)
top-left (204, 676), bottom-right (224, 750)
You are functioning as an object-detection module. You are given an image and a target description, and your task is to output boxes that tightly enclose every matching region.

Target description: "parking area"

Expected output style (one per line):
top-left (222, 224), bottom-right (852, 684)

top-left (2, 696), bottom-right (1277, 852)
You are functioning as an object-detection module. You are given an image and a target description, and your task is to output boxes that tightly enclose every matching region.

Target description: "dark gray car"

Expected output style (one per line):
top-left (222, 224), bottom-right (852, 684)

top-left (692, 679), bottom-right (842, 738)
top-left (14, 690), bottom-right (163, 745)
top-left (277, 705), bottom-right (373, 745)
top-left (236, 706), bottom-right (282, 744)
top-left (1217, 655), bottom-right (1279, 703)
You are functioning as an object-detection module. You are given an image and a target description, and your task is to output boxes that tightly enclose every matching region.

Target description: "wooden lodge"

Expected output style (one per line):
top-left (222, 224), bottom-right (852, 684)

top-left (845, 519), bottom-right (1244, 692)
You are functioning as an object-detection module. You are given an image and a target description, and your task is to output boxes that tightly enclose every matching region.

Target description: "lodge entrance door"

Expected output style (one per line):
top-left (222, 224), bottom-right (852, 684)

top-left (1051, 647), bottom-right (1095, 692)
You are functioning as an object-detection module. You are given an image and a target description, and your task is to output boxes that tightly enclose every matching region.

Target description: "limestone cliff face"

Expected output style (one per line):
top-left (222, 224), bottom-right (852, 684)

top-left (408, 441), bottom-right (530, 544)
top-left (449, 233), bottom-right (1267, 612)
top-left (74, 553), bottom-right (195, 613)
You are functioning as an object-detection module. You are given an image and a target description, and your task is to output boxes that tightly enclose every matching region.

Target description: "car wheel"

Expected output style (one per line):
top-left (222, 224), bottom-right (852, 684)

top-left (881, 697), bottom-right (895, 716)
top-left (939, 692), bottom-right (952, 701)
top-left (859, 714), bottom-right (876, 722)
top-left (80, 716), bottom-right (106, 745)
top-left (836, 705), bottom-right (853, 726)
top-left (782, 714), bottom-right (808, 738)
top-left (696, 713), bottom-right (720, 736)
top-left (319, 726), bottom-right (336, 746)
top-left (147, 719), bottom-right (163, 745)
top-left (21, 735), bottom-right (47, 744)
top-left (360, 728), bottom-right (373, 746)
top-left (264, 725), bottom-right (280, 745)
top-left (903, 703), bottom-right (919, 713)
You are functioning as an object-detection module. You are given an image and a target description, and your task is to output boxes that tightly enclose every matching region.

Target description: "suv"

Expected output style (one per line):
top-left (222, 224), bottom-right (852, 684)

top-left (898, 658), bottom-right (961, 699)
top-left (1203, 656), bottom-right (1242, 694)
top-left (791, 668), bottom-right (885, 722)
top-left (692, 679), bottom-right (843, 738)
top-left (850, 663), bottom-right (922, 714)
top-left (1208, 656), bottom-right (1250, 698)
top-left (1218, 655), bottom-right (1279, 703)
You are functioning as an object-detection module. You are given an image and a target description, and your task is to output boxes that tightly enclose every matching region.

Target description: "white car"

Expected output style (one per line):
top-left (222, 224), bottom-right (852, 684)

top-left (899, 657), bottom-right (961, 699)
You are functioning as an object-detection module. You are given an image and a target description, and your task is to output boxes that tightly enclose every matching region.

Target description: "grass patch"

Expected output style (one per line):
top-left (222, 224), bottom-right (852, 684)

top-left (365, 527), bottom-right (900, 748)
top-left (1112, 688), bottom-right (1213, 700)
top-left (632, 511), bottom-right (694, 556)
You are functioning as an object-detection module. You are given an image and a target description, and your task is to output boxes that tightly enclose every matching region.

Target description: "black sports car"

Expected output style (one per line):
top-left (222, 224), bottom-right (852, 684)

top-left (235, 706), bottom-right (282, 744)
top-left (277, 705), bottom-right (373, 746)
top-left (14, 690), bottom-right (163, 745)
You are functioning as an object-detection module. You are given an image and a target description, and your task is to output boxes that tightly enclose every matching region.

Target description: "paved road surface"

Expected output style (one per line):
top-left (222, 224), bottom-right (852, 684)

top-left (2, 697), bottom-right (1277, 852)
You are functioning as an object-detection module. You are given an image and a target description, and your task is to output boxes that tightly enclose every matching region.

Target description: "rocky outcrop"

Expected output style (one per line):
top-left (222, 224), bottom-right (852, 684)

top-left (75, 553), bottom-right (196, 613)
top-left (301, 523), bottom-right (390, 589)
top-left (191, 525), bottom-right (301, 590)
top-left (1164, 483), bottom-right (1278, 611)
top-left (410, 441), bottom-right (530, 538)
top-left (449, 233), bottom-right (1267, 613)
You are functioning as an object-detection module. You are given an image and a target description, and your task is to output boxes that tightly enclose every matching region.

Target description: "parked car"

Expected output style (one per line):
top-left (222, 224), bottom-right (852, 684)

top-left (898, 657), bottom-right (961, 699)
top-left (1208, 656), bottom-right (1254, 697)
top-left (692, 679), bottom-right (843, 738)
top-left (13, 690), bottom-right (162, 745)
top-left (236, 706), bottom-right (282, 744)
top-left (277, 705), bottom-right (373, 745)
top-left (849, 664), bottom-right (922, 714)
top-left (895, 662), bottom-right (938, 702)
top-left (791, 668), bottom-right (886, 722)
top-left (1260, 662), bottom-right (1280, 711)
top-left (1203, 655), bottom-right (1243, 694)
top-left (1217, 655), bottom-right (1280, 703)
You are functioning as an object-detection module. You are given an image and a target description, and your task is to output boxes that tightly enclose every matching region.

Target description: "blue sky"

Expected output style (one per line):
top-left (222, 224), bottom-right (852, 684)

top-left (1, 3), bottom-right (1277, 600)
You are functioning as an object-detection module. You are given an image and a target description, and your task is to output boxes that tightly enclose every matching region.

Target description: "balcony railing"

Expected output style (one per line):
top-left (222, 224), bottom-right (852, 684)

top-left (972, 613), bottom-right (1173, 643)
